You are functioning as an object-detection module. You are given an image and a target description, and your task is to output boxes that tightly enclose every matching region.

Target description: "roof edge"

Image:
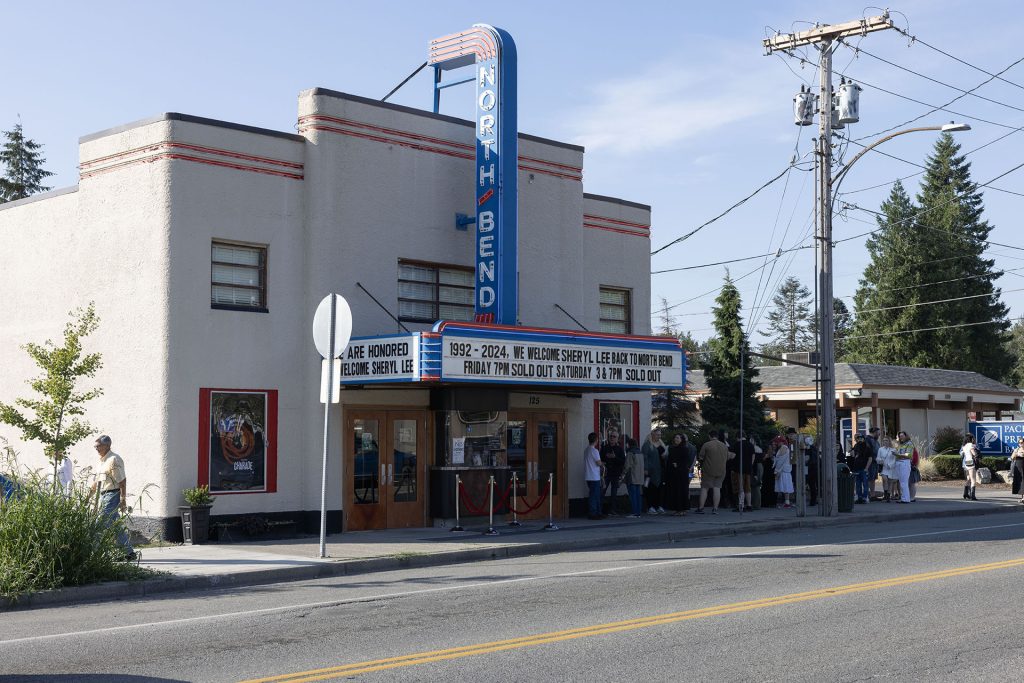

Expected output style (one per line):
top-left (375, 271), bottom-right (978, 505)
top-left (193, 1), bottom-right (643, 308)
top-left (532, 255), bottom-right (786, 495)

top-left (0, 185), bottom-right (79, 212)
top-left (304, 88), bottom-right (585, 153)
top-left (583, 192), bottom-right (651, 212)
top-left (79, 113), bottom-right (305, 145)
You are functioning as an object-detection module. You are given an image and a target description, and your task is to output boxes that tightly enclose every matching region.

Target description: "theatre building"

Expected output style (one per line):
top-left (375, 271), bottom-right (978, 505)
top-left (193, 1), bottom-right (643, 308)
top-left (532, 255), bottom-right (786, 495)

top-left (0, 26), bottom-right (684, 539)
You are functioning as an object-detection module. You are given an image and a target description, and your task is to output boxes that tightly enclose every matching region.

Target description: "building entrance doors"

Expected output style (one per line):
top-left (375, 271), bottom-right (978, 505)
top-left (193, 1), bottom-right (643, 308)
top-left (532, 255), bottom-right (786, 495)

top-left (345, 409), bottom-right (428, 531)
top-left (506, 411), bottom-right (565, 520)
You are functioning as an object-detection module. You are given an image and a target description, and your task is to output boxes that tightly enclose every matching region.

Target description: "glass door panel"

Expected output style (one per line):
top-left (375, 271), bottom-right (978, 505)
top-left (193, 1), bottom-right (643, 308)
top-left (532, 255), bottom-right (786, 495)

top-left (392, 419), bottom-right (418, 503)
top-left (537, 420), bottom-right (559, 497)
top-left (507, 418), bottom-right (528, 498)
top-left (353, 419), bottom-right (380, 505)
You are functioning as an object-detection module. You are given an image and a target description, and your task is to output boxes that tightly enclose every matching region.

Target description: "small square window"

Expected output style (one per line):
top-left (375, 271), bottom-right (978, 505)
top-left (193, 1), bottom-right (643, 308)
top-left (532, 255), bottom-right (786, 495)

top-left (212, 241), bottom-right (267, 312)
top-left (599, 287), bottom-right (631, 334)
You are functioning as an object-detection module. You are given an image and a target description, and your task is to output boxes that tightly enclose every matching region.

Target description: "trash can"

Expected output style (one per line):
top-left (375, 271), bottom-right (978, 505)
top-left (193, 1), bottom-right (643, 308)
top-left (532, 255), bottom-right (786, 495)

top-left (837, 463), bottom-right (855, 513)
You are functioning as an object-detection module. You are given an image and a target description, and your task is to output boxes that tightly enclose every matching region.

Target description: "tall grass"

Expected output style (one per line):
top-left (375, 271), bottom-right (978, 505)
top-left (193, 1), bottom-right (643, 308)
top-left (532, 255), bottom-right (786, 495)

top-left (0, 443), bottom-right (154, 599)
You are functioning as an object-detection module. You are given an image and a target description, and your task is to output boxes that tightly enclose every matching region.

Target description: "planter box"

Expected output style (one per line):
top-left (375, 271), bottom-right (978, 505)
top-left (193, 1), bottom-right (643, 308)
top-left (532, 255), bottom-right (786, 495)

top-left (179, 505), bottom-right (213, 545)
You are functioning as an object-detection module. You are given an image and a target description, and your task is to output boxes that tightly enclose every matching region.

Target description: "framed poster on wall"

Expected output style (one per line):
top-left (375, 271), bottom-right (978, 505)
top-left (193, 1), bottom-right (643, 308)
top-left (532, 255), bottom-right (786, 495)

top-left (198, 388), bottom-right (278, 494)
top-left (594, 400), bottom-right (640, 446)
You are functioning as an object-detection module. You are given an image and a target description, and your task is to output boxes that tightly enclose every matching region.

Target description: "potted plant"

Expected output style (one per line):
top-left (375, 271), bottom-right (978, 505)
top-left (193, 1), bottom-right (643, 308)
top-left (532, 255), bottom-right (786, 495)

top-left (179, 485), bottom-right (214, 544)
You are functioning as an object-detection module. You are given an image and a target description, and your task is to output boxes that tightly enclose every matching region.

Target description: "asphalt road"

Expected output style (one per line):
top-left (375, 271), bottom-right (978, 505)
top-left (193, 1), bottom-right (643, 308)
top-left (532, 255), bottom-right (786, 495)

top-left (3, 514), bottom-right (1024, 682)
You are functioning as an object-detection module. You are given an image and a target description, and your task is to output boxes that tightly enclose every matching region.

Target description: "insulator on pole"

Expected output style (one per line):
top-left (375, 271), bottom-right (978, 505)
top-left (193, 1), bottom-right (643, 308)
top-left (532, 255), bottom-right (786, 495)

top-left (793, 86), bottom-right (815, 126)
top-left (837, 80), bottom-right (862, 124)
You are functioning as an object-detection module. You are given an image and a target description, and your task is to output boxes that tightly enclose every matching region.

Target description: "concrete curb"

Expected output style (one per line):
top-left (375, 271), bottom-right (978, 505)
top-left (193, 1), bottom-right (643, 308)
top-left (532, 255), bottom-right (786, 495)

top-left (4, 503), bottom-right (1021, 611)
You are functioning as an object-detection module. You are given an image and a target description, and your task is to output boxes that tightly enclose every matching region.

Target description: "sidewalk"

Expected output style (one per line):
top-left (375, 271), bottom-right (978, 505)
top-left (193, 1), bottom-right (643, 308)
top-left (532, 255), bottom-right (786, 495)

top-left (5, 485), bottom-right (1023, 610)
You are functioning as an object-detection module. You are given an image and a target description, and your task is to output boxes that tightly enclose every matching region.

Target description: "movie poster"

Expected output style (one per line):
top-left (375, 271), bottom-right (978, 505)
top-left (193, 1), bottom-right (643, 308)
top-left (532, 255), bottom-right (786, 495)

top-left (209, 391), bottom-right (267, 492)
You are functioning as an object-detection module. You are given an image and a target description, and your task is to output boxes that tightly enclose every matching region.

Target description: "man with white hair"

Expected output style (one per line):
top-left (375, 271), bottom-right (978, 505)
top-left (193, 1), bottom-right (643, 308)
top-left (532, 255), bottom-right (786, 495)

top-left (91, 434), bottom-right (135, 559)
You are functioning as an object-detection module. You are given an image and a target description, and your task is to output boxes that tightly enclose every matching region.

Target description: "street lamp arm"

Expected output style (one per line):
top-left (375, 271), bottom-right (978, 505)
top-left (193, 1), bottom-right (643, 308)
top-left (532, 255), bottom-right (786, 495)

top-left (831, 123), bottom-right (970, 195)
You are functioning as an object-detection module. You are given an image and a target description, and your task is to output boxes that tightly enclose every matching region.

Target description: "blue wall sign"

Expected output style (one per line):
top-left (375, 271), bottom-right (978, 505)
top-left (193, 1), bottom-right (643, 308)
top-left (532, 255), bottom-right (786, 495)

top-left (969, 421), bottom-right (1024, 455)
top-left (430, 25), bottom-right (518, 325)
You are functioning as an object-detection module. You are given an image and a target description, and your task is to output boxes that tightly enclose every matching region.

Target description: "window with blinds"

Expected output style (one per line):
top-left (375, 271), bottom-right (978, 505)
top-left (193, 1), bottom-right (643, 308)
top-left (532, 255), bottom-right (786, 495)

top-left (398, 260), bottom-right (474, 323)
top-left (599, 287), bottom-right (631, 334)
top-left (211, 241), bottom-right (267, 311)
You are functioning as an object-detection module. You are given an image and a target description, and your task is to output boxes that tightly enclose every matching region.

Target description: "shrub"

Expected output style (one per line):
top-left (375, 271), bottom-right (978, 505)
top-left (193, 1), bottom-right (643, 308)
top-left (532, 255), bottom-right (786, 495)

top-left (932, 426), bottom-right (964, 455)
top-left (929, 454), bottom-right (963, 479)
top-left (980, 456), bottom-right (1010, 472)
top-left (0, 444), bottom-right (154, 599)
top-left (917, 457), bottom-right (940, 481)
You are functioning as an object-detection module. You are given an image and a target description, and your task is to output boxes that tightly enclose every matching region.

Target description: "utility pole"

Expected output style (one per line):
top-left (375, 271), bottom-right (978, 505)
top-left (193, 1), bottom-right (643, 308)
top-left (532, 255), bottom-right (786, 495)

top-left (763, 13), bottom-right (893, 517)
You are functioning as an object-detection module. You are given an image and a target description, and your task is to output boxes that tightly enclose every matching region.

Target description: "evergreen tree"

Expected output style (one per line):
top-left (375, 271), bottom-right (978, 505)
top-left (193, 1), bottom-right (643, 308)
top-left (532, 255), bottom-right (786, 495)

top-left (0, 122), bottom-right (54, 203)
top-left (810, 298), bottom-right (853, 361)
top-left (1005, 318), bottom-right (1024, 387)
top-left (700, 274), bottom-right (770, 438)
top-left (848, 135), bottom-right (1010, 377)
top-left (650, 298), bottom-right (699, 431)
top-left (759, 276), bottom-right (813, 363)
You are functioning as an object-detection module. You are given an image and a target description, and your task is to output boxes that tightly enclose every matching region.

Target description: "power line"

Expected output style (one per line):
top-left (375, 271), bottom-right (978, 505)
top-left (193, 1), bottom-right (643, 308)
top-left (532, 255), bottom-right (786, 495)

top-left (891, 27), bottom-right (1024, 92)
top-left (853, 286), bottom-right (1024, 316)
top-left (838, 318), bottom-right (1008, 341)
top-left (835, 265), bottom-right (1024, 300)
top-left (651, 243), bottom-right (813, 274)
top-left (850, 44), bottom-right (1024, 114)
top-left (843, 203), bottom-right (1024, 252)
top-left (650, 162), bottom-right (809, 255)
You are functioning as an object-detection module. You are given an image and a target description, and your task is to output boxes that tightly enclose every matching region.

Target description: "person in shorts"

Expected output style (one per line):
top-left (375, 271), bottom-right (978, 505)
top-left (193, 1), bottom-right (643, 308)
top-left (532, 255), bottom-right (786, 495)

top-left (696, 430), bottom-right (732, 515)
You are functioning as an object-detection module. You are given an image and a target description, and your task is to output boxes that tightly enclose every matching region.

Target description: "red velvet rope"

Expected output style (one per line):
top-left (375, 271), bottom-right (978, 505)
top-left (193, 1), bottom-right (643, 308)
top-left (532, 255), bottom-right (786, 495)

top-left (457, 479), bottom-right (514, 515)
top-left (508, 486), bottom-right (550, 514)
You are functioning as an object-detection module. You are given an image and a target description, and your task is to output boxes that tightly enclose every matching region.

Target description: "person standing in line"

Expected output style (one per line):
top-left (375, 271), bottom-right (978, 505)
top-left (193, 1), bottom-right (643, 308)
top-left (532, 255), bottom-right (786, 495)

top-left (90, 435), bottom-right (135, 559)
top-left (731, 434), bottom-right (755, 512)
top-left (584, 432), bottom-right (605, 520)
top-left (666, 433), bottom-right (694, 515)
top-left (621, 437), bottom-right (646, 518)
top-left (695, 430), bottom-right (732, 515)
top-left (849, 434), bottom-right (874, 504)
top-left (600, 432), bottom-right (626, 516)
top-left (642, 429), bottom-right (667, 514)
top-left (893, 431), bottom-right (914, 504)
top-left (772, 436), bottom-right (794, 508)
top-left (865, 426), bottom-right (881, 500)
top-left (1010, 437), bottom-right (1024, 504)
top-left (877, 436), bottom-right (896, 501)
top-left (960, 434), bottom-right (981, 501)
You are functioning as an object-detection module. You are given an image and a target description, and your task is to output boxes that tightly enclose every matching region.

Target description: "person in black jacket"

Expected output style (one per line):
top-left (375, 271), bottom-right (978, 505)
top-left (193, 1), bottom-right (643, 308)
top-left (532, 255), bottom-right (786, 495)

top-left (849, 434), bottom-right (874, 504)
top-left (601, 432), bottom-right (626, 515)
top-left (666, 434), bottom-right (695, 515)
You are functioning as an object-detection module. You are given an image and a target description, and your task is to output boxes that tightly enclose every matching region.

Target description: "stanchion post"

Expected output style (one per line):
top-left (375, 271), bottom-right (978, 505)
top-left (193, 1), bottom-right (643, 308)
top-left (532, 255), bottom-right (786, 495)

top-left (484, 475), bottom-right (499, 536)
top-left (451, 474), bottom-right (464, 532)
top-left (543, 472), bottom-right (559, 531)
top-left (508, 471), bottom-right (521, 527)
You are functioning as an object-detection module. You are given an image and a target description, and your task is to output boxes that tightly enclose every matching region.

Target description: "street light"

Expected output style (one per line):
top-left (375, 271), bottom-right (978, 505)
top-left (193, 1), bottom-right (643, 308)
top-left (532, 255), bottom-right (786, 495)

top-left (816, 121), bottom-right (970, 517)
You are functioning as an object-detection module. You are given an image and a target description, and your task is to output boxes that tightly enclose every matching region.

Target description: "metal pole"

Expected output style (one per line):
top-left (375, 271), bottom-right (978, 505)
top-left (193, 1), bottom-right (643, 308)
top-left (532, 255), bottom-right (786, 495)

top-left (818, 43), bottom-right (839, 517)
top-left (451, 474), bottom-right (464, 532)
top-left (738, 345), bottom-right (744, 516)
top-left (509, 471), bottom-right (521, 527)
top-left (484, 475), bottom-right (499, 536)
top-left (544, 473), bottom-right (559, 530)
top-left (319, 294), bottom-right (336, 558)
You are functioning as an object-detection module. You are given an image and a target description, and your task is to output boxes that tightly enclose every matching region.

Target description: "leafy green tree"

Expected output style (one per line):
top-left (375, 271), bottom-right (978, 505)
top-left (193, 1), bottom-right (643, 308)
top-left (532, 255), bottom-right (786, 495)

top-left (700, 274), bottom-right (770, 438)
top-left (0, 122), bottom-right (54, 203)
top-left (848, 135), bottom-right (1009, 377)
top-left (761, 276), bottom-right (814, 356)
top-left (809, 298), bottom-right (852, 362)
top-left (0, 304), bottom-right (104, 477)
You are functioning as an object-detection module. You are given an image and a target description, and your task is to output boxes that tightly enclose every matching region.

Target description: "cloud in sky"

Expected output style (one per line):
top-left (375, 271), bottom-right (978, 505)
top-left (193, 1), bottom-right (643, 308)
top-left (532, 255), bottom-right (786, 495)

top-left (566, 51), bottom-right (781, 155)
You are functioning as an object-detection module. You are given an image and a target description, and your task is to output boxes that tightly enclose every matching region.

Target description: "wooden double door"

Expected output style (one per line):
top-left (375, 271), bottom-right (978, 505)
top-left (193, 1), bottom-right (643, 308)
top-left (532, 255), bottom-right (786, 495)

top-left (506, 411), bottom-right (565, 520)
top-left (345, 409), bottom-right (428, 531)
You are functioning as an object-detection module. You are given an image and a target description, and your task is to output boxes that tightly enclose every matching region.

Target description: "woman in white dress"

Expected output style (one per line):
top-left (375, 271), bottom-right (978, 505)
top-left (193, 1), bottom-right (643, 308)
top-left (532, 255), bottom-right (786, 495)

top-left (877, 436), bottom-right (896, 501)
top-left (772, 436), bottom-right (794, 508)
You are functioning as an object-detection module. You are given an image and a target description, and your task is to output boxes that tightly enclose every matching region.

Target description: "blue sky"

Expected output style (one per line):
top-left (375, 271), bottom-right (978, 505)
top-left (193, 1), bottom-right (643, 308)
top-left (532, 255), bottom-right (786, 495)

top-left (5, 0), bottom-right (1022, 343)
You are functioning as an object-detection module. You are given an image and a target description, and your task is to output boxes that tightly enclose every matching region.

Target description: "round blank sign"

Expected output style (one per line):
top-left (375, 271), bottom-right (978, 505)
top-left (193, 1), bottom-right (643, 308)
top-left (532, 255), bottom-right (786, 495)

top-left (312, 294), bottom-right (352, 358)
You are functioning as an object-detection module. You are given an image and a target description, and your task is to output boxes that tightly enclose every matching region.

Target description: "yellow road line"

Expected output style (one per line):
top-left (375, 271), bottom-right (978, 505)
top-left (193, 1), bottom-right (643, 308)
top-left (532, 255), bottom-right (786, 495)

top-left (239, 556), bottom-right (1024, 683)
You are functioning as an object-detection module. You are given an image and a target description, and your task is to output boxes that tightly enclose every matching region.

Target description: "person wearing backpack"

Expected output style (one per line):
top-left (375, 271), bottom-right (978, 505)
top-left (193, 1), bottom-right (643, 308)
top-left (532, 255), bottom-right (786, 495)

top-left (960, 434), bottom-right (981, 501)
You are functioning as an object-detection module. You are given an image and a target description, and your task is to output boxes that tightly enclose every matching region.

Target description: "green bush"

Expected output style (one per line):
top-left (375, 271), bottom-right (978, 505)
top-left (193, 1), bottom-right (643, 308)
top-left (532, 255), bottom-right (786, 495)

top-left (182, 485), bottom-right (213, 506)
top-left (980, 456), bottom-right (1010, 472)
top-left (929, 454), bottom-right (963, 479)
top-left (932, 426), bottom-right (964, 455)
top-left (0, 446), bottom-right (154, 599)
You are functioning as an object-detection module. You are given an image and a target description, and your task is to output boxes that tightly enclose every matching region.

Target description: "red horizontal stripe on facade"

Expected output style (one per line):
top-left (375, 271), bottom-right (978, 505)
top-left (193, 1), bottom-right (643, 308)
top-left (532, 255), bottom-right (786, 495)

top-left (519, 155), bottom-right (583, 174)
top-left (80, 152), bottom-right (304, 180)
top-left (80, 142), bottom-right (303, 171)
top-left (300, 123), bottom-right (581, 181)
top-left (583, 223), bottom-right (650, 238)
top-left (582, 214), bottom-right (650, 230)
